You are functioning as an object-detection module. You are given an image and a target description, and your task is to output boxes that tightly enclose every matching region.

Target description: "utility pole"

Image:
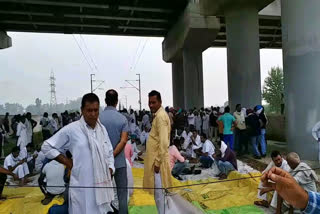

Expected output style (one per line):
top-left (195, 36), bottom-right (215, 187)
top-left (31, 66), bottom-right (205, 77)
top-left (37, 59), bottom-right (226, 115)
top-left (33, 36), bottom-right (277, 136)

top-left (90, 74), bottom-right (95, 93)
top-left (137, 74), bottom-right (141, 112)
top-left (50, 71), bottom-right (57, 106)
top-left (120, 73), bottom-right (142, 111)
top-left (90, 74), bottom-right (105, 93)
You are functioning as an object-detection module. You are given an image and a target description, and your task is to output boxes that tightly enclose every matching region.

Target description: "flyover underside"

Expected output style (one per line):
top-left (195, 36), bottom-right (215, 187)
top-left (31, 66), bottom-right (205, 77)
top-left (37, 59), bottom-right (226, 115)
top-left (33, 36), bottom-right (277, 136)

top-left (0, 0), bottom-right (281, 48)
top-left (0, 0), bottom-right (188, 37)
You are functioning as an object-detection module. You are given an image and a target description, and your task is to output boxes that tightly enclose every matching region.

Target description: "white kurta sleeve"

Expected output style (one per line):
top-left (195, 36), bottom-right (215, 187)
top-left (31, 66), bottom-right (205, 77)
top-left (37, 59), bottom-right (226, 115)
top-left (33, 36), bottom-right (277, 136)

top-left (103, 128), bottom-right (115, 174)
top-left (41, 125), bottom-right (71, 160)
top-left (16, 123), bottom-right (22, 137)
top-left (312, 121), bottom-right (320, 141)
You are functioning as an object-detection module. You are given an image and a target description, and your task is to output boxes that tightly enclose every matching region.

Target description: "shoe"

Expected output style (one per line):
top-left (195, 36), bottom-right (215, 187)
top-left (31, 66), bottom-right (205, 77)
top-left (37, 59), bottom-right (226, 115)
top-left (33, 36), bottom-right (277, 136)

top-left (41, 196), bottom-right (54, 205)
top-left (254, 155), bottom-right (261, 159)
top-left (261, 154), bottom-right (266, 158)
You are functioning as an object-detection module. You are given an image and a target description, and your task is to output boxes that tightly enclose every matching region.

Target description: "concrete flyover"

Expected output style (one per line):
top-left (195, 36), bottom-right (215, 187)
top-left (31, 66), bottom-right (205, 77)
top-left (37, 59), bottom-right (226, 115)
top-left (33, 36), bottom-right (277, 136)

top-left (0, 0), bottom-right (319, 160)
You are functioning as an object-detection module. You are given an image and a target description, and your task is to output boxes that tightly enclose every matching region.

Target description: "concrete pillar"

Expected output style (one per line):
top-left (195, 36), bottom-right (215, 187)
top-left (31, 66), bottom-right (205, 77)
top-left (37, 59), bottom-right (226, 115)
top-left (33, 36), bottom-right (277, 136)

top-left (172, 58), bottom-right (185, 109)
top-left (225, 7), bottom-right (262, 111)
top-left (183, 49), bottom-right (204, 110)
top-left (0, 31), bottom-right (12, 49)
top-left (282, 0), bottom-right (320, 160)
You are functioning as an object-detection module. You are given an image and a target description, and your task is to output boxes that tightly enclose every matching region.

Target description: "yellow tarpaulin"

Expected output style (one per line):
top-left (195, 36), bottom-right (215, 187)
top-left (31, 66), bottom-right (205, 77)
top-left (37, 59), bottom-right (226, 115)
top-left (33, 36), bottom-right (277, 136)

top-left (0, 187), bottom-right (64, 214)
top-left (130, 168), bottom-right (262, 211)
top-left (0, 168), bottom-right (262, 213)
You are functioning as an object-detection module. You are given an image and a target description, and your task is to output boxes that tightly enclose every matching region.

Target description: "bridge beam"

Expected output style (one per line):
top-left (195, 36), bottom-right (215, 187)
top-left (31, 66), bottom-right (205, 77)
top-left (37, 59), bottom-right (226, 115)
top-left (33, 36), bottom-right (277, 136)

top-left (0, 31), bottom-right (12, 49)
top-left (282, 0), bottom-right (320, 160)
top-left (163, 3), bottom-right (220, 109)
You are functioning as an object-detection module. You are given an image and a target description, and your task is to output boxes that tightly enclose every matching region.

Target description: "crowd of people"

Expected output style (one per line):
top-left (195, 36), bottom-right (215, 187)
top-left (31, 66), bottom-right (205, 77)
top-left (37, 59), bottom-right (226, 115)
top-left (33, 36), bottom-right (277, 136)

top-left (0, 90), bottom-right (319, 214)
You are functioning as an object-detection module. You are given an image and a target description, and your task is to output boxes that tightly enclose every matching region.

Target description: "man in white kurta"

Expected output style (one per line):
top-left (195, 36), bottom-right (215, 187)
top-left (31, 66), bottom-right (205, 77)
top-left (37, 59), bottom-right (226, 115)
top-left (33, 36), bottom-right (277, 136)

top-left (202, 113), bottom-right (210, 138)
top-left (255, 151), bottom-right (290, 208)
top-left (42, 93), bottom-right (115, 214)
top-left (16, 118), bottom-right (28, 150)
top-left (4, 147), bottom-right (29, 184)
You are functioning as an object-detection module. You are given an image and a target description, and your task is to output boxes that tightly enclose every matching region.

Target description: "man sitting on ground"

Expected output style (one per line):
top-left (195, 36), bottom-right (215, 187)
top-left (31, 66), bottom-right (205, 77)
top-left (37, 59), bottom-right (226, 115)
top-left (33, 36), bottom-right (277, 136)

top-left (186, 130), bottom-right (202, 160)
top-left (129, 135), bottom-right (143, 162)
top-left (254, 150), bottom-right (290, 208)
top-left (0, 167), bottom-right (18, 200)
top-left (4, 146), bottom-right (29, 186)
top-left (39, 160), bottom-right (66, 205)
top-left (276, 152), bottom-right (319, 214)
top-left (195, 133), bottom-right (215, 168)
top-left (213, 141), bottom-right (237, 180)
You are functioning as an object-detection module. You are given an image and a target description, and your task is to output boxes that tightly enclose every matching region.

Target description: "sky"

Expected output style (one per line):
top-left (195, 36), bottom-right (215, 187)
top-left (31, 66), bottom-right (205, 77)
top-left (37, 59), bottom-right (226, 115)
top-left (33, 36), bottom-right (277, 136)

top-left (0, 32), bottom-right (283, 110)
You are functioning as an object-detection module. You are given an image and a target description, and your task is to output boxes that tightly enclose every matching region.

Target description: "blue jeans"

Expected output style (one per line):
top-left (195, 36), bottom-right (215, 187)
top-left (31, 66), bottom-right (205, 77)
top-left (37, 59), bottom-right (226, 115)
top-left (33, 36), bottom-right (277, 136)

top-left (260, 129), bottom-right (266, 150)
top-left (218, 160), bottom-right (235, 175)
top-left (114, 167), bottom-right (128, 214)
top-left (250, 135), bottom-right (266, 157)
top-left (223, 134), bottom-right (234, 150)
top-left (171, 162), bottom-right (187, 176)
top-left (200, 156), bottom-right (214, 168)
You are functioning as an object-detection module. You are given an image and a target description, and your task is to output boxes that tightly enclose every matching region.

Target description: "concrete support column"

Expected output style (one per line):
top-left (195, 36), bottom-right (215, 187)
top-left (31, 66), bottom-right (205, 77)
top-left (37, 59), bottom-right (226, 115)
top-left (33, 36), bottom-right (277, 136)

top-left (172, 58), bottom-right (185, 109)
top-left (183, 49), bottom-right (204, 110)
top-left (0, 31), bottom-right (12, 49)
top-left (282, 0), bottom-right (320, 160)
top-left (225, 7), bottom-right (261, 110)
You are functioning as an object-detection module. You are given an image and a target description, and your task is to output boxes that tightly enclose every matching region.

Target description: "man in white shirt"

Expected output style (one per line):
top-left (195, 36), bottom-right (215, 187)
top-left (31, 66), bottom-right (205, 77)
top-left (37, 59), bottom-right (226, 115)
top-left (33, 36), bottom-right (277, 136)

top-left (4, 146), bottom-right (29, 186)
top-left (312, 121), bottom-right (320, 162)
top-left (34, 149), bottom-right (46, 173)
top-left (16, 116), bottom-right (28, 150)
top-left (197, 133), bottom-right (215, 168)
top-left (254, 150), bottom-right (290, 208)
top-left (202, 112), bottom-right (210, 138)
top-left (140, 126), bottom-right (150, 145)
top-left (194, 112), bottom-right (202, 133)
top-left (25, 112), bottom-right (37, 145)
top-left (187, 111), bottom-right (195, 127)
top-left (39, 160), bottom-right (66, 205)
top-left (186, 130), bottom-right (202, 159)
top-left (42, 93), bottom-right (115, 214)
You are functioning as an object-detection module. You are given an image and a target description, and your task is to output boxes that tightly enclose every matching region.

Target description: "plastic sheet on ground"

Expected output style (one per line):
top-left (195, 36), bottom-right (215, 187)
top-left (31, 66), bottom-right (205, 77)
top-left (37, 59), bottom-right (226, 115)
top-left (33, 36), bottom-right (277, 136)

top-left (0, 165), bottom-right (263, 214)
top-left (0, 187), bottom-right (64, 214)
top-left (130, 168), bottom-right (264, 214)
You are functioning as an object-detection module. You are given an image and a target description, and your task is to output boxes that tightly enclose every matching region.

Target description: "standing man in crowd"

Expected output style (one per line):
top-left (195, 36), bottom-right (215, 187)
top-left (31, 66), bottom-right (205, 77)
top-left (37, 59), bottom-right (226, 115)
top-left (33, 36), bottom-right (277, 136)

top-left (218, 106), bottom-right (236, 150)
top-left (144, 90), bottom-right (172, 214)
top-left (25, 112), bottom-right (37, 145)
top-left (42, 93), bottom-right (115, 214)
top-left (3, 112), bottom-right (10, 134)
top-left (233, 104), bottom-right (246, 154)
top-left (100, 89), bottom-right (129, 214)
top-left (40, 112), bottom-right (51, 141)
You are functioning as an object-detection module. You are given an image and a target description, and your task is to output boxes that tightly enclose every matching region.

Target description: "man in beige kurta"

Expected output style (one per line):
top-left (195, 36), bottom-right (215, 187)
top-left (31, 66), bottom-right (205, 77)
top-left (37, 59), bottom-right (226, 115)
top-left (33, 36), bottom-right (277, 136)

top-left (143, 90), bottom-right (172, 214)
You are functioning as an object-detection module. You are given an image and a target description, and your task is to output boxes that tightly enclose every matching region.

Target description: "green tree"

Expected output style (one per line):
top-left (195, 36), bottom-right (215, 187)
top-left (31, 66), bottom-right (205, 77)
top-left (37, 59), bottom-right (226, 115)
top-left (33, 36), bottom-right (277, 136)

top-left (262, 67), bottom-right (284, 113)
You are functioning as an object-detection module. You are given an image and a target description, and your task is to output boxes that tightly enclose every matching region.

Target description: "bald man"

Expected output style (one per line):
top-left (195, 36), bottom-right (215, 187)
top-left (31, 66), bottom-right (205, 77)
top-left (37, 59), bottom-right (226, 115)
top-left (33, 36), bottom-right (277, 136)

top-left (277, 152), bottom-right (318, 214)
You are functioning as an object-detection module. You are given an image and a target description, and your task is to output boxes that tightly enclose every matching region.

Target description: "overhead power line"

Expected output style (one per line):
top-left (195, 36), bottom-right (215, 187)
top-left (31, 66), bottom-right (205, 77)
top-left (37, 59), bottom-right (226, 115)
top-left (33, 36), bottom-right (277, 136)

top-left (79, 34), bottom-right (100, 72)
top-left (72, 34), bottom-right (94, 72)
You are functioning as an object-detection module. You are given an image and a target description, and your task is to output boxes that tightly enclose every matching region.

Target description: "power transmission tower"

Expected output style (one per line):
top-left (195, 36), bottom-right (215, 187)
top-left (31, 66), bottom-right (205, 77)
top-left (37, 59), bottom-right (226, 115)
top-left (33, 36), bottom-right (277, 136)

top-left (50, 71), bottom-right (57, 106)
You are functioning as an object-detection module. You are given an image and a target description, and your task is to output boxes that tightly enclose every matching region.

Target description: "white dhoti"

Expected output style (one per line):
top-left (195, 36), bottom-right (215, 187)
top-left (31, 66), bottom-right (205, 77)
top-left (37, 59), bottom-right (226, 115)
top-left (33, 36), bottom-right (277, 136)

top-left (13, 163), bottom-right (29, 179)
top-left (154, 172), bottom-right (165, 214)
top-left (257, 182), bottom-right (278, 208)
